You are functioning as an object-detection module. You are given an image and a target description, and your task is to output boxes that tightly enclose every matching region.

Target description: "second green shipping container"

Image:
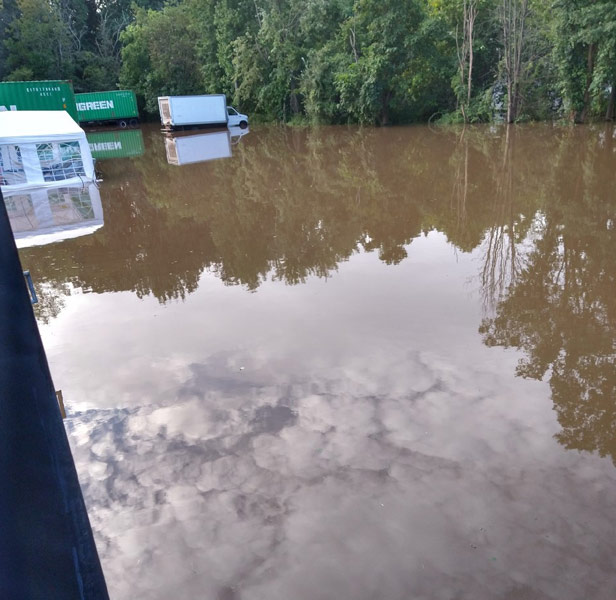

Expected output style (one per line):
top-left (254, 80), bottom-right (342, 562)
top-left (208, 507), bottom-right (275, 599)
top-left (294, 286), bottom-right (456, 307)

top-left (0, 80), bottom-right (78, 121)
top-left (76, 90), bottom-right (139, 125)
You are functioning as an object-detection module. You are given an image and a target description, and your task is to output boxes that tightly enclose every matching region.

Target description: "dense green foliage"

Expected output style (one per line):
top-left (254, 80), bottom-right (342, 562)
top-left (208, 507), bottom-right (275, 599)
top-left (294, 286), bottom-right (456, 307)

top-left (1, 0), bottom-right (614, 122)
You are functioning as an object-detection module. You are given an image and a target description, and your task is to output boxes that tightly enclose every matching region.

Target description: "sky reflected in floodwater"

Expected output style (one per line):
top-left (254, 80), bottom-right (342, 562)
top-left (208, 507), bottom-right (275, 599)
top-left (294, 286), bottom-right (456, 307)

top-left (11, 123), bottom-right (616, 599)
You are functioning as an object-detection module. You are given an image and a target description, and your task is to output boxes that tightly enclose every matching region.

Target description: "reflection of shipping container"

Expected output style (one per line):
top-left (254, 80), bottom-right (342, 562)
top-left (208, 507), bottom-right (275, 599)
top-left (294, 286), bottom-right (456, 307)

top-left (0, 80), bottom-right (78, 122)
top-left (165, 130), bottom-right (232, 165)
top-left (87, 130), bottom-right (145, 160)
top-left (3, 183), bottom-right (103, 248)
top-left (76, 90), bottom-right (139, 126)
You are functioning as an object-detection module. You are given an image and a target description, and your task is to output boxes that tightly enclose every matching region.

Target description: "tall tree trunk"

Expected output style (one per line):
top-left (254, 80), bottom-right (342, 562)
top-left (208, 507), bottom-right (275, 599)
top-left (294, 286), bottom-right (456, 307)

top-left (466, 1), bottom-right (475, 108)
top-left (502, 0), bottom-right (528, 123)
top-left (380, 91), bottom-right (392, 126)
top-left (509, 81), bottom-right (519, 122)
top-left (289, 78), bottom-right (299, 115)
top-left (289, 91), bottom-right (299, 115)
top-left (456, 0), bottom-right (478, 122)
top-left (606, 84), bottom-right (615, 121)
top-left (578, 43), bottom-right (596, 123)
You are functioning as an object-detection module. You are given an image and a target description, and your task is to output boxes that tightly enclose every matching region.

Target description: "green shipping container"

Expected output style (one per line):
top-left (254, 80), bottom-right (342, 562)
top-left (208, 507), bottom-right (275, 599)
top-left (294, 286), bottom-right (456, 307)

top-left (86, 130), bottom-right (145, 160)
top-left (0, 80), bottom-right (78, 121)
top-left (76, 90), bottom-right (139, 124)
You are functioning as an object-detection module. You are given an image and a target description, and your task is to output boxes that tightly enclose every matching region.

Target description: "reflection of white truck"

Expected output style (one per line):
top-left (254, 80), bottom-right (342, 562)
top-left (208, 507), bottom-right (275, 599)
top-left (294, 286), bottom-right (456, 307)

top-left (158, 94), bottom-right (248, 129)
top-left (164, 127), bottom-right (249, 165)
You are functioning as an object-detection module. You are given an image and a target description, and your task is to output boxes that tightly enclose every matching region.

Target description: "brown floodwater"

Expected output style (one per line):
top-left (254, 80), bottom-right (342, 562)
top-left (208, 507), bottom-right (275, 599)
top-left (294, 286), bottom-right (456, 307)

top-left (9, 123), bottom-right (616, 599)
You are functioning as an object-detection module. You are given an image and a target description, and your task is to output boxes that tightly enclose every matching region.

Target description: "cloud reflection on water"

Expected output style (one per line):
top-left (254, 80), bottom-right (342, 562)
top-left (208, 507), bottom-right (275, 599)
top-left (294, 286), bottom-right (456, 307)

top-left (67, 337), bottom-right (615, 599)
top-left (25, 123), bottom-right (616, 598)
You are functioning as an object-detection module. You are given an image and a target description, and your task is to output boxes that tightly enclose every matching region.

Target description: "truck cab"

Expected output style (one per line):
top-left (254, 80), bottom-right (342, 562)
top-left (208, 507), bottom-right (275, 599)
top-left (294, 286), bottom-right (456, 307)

top-left (227, 106), bottom-right (248, 129)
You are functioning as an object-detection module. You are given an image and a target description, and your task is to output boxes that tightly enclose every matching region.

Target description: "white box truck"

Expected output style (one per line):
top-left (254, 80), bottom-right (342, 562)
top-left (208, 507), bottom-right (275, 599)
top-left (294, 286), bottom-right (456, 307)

top-left (158, 94), bottom-right (248, 129)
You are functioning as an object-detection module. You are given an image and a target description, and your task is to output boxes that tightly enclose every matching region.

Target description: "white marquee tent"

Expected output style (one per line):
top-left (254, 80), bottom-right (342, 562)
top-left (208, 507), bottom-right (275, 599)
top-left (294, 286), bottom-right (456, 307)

top-left (0, 111), bottom-right (95, 192)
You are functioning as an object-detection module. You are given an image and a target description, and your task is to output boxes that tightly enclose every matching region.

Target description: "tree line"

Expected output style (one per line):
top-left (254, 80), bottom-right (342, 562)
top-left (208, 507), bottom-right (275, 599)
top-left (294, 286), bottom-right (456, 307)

top-left (1, 0), bottom-right (615, 124)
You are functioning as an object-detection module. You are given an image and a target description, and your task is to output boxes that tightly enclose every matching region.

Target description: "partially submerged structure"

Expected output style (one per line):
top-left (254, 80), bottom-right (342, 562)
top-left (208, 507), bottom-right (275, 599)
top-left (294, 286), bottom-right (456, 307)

top-left (158, 94), bottom-right (248, 129)
top-left (0, 111), bottom-right (95, 193)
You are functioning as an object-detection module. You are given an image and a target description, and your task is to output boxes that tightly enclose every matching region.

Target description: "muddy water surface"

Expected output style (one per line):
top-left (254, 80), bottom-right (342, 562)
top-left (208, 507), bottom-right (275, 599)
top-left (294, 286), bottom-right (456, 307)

top-left (12, 123), bottom-right (616, 599)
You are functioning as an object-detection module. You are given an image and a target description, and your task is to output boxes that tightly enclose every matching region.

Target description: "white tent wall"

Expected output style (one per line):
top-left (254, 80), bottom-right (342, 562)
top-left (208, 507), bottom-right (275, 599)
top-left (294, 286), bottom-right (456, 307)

top-left (0, 111), bottom-right (95, 193)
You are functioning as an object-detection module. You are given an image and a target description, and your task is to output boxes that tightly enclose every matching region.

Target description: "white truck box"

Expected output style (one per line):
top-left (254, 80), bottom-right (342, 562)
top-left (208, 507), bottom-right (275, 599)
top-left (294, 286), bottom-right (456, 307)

top-left (158, 95), bottom-right (228, 127)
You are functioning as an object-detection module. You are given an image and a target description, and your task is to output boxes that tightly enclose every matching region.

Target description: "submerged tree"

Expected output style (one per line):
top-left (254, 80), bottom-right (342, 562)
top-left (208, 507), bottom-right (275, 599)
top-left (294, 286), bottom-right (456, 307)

top-left (456, 0), bottom-right (478, 121)
top-left (552, 0), bottom-right (616, 123)
top-left (500, 0), bottom-right (529, 123)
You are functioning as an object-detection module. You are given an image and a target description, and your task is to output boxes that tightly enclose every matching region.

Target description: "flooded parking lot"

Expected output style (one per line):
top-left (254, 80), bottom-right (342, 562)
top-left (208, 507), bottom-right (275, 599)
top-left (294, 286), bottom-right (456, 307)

top-left (11, 123), bottom-right (616, 599)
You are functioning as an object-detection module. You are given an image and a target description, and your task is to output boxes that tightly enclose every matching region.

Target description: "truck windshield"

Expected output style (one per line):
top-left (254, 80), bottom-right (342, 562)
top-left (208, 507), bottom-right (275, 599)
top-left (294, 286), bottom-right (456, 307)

top-left (227, 108), bottom-right (238, 115)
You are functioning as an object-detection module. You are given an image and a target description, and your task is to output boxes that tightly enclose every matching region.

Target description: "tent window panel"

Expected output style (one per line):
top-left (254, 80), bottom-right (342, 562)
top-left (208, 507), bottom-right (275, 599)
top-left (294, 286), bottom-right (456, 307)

top-left (0, 145), bottom-right (26, 185)
top-left (4, 194), bottom-right (36, 232)
top-left (42, 141), bottom-right (86, 182)
top-left (37, 143), bottom-right (54, 163)
top-left (4, 193), bottom-right (33, 216)
top-left (48, 188), bottom-right (94, 224)
top-left (60, 141), bottom-right (80, 161)
top-left (69, 188), bottom-right (94, 219)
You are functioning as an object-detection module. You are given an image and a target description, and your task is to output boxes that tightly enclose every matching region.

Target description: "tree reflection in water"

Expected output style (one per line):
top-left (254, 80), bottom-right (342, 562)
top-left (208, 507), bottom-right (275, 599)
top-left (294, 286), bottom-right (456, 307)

top-left (480, 125), bottom-right (616, 463)
top-left (15, 123), bottom-right (616, 462)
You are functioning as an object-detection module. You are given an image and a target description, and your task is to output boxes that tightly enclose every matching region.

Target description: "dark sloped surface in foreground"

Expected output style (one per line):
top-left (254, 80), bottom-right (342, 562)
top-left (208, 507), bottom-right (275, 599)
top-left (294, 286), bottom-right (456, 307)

top-left (0, 188), bottom-right (108, 600)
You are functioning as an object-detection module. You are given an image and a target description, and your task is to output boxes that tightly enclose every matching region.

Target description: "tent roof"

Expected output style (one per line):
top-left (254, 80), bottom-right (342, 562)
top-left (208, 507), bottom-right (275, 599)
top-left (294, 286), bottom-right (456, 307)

top-left (0, 111), bottom-right (84, 142)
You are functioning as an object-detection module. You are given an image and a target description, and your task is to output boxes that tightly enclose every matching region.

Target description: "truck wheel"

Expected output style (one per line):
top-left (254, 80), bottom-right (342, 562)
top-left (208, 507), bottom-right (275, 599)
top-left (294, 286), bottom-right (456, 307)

top-left (118, 120), bottom-right (128, 128)
top-left (239, 120), bottom-right (248, 129)
top-left (129, 118), bottom-right (138, 127)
